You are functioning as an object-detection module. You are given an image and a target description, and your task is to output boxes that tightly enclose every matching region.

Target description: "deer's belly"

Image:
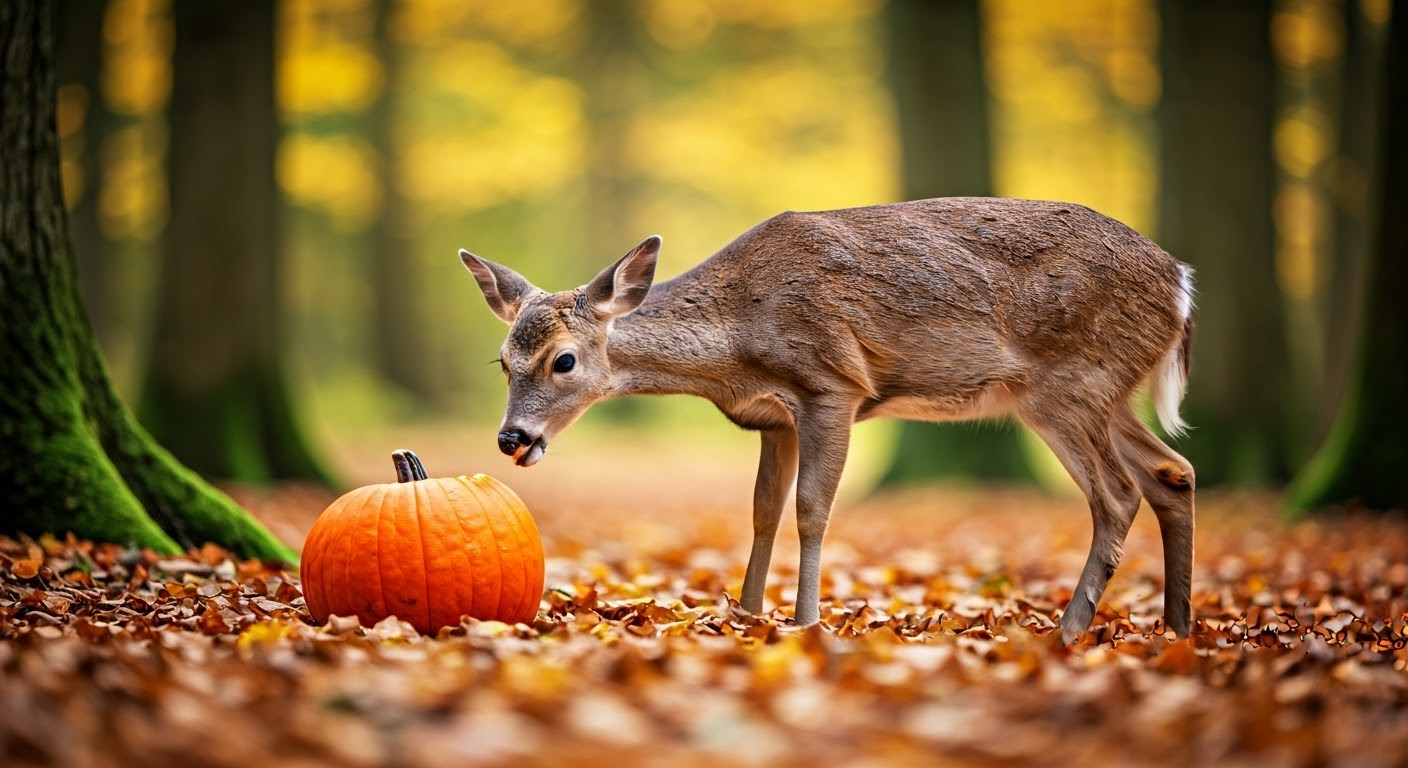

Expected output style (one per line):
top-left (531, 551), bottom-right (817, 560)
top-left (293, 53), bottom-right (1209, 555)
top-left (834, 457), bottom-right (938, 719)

top-left (716, 393), bottom-right (796, 431)
top-left (857, 384), bottom-right (1018, 424)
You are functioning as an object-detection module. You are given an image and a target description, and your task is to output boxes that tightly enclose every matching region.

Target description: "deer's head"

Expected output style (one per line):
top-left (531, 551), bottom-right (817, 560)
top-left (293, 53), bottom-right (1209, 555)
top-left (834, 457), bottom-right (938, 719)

top-left (458, 236), bottom-right (660, 466)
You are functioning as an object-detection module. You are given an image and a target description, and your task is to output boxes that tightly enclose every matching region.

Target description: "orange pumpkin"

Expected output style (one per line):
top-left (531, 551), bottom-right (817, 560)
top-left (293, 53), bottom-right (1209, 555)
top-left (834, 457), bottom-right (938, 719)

top-left (300, 449), bottom-right (544, 633)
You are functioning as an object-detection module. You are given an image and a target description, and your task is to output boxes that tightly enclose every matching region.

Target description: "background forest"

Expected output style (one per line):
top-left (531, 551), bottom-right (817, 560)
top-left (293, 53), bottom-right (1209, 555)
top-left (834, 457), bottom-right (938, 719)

top-left (52, 0), bottom-right (1398, 511)
top-left (4, 2), bottom-right (1407, 763)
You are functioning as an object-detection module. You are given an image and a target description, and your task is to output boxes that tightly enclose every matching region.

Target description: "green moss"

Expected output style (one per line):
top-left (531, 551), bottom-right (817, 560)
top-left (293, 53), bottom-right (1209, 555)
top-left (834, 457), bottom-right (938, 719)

top-left (87, 346), bottom-right (297, 561)
top-left (0, 2), bottom-right (296, 563)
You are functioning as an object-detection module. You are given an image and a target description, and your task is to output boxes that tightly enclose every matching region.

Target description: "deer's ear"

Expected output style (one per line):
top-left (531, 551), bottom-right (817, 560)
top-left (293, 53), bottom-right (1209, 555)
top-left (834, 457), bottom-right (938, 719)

top-left (459, 249), bottom-right (539, 324)
top-left (586, 235), bottom-right (660, 319)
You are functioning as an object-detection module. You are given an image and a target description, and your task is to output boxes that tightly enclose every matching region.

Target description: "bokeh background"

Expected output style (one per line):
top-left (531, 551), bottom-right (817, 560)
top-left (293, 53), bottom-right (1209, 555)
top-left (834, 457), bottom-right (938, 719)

top-left (52, 0), bottom-right (1393, 524)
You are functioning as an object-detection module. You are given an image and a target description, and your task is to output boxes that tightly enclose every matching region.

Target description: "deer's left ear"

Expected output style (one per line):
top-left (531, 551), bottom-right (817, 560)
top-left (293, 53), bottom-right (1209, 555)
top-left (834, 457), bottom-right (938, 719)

top-left (586, 235), bottom-right (660, 319)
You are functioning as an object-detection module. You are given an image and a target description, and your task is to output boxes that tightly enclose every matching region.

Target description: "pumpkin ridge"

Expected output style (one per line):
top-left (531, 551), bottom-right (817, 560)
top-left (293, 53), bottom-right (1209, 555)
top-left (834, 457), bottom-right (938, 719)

top-left (482, 478), bottom-right (536, 623)
top-left (410, 477), bottom-right (433, 633)
top-left (368, 483), bottom-right (390, 622)
top-left (459, 475), bottom-right (507, 622)
top-left (431, 477), bottom-right (474, 629)
top-left (453, 476), bottom-right (495, 624)
top-left (481, 478), bottom-right (525, 623)
top-left (339, 484), bottom-right (384, 625)
top-left (509, 488), bottom-right (546, 622)
top-left (305, 489), bottom-right (359, 621)
top-left (382, 482), bottom-right (413, 625)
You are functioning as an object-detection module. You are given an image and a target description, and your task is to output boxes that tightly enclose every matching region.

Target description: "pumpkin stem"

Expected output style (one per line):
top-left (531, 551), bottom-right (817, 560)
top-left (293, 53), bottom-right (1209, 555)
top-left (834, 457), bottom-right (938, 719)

top-left (391, 449), bottom-right (429, 482)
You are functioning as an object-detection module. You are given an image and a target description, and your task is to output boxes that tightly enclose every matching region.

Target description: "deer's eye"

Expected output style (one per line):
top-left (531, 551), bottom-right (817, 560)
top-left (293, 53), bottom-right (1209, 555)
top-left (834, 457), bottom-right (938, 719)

top-left (553, 352), bottom-right (576, 374)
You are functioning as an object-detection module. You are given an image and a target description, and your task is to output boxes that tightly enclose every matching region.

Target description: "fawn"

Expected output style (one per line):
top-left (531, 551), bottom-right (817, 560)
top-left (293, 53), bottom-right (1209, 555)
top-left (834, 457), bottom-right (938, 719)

top-left (460, 197), bottom-right (1196, 641)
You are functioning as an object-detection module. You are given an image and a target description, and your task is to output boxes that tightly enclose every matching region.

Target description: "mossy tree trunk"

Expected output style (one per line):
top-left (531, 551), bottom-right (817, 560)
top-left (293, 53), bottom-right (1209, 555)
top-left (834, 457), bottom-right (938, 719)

top-left (138, 0), bottom-right (332, 486)
top-left (0, 0), bottom-right (294, 561)
top-left (1159, 0), bottom-right (1293, 486)
top-left (1289, 4), bottom-right (1408, 513)
top-left (878, 0), bottom-right (1037, 487)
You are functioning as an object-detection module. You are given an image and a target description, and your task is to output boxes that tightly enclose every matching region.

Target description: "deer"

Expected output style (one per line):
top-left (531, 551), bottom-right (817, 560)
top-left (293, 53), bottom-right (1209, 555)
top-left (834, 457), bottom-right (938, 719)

top-left (459, 197), bottom-right (1197, 642)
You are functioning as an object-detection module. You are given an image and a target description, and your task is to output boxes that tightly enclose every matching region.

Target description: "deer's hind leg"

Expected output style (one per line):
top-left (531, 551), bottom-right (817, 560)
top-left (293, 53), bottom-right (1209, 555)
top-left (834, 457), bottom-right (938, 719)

top-left (1019, 399), bottom-right (1144, 643)
top-left (1112, 405), bottom-right (1195, 637)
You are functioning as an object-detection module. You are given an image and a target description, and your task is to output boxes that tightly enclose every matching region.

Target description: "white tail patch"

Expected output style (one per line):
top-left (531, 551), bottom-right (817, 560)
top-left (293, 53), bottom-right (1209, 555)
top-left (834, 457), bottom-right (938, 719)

top-left (1152, 264), bottom-right (1194, 437)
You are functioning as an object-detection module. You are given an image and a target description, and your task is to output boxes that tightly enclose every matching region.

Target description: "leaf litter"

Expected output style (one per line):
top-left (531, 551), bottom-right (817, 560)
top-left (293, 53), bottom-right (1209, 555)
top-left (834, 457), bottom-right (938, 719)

top-left (1, 490), bottom-right (1406, 767)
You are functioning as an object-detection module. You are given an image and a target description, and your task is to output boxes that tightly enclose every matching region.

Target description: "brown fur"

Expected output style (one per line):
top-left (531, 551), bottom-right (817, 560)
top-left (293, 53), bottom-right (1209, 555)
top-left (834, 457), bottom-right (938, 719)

top-left (461, 197), bottom-right (1198, 640)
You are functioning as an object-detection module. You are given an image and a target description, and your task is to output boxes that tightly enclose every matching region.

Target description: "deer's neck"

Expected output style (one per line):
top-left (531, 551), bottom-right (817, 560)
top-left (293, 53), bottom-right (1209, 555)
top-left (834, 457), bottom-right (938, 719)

top-left (606, 282), bottom-right (736, 403)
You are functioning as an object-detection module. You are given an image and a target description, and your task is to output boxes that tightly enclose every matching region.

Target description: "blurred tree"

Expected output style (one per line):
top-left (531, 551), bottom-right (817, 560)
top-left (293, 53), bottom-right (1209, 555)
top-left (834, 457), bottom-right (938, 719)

top-left (878, 0), bottom-right (1037, 486)
top-left (54, 0), bottom-right (112, 346)
top-left (139, 0), bottom-right (331, 486)
top-left (1159, 0), bottom-right (1294, 486)
top-left (579, 0), bottom-right (651, 422)
top-left (368, 0), bottom-right (434, 404)
top-left (1290, 2), bottom-right (1407, 512)
top-left (0, 0), bottom-right (293, 560)
top-left (1322, 0), bottom-right (1385, 431)
top-left (581, 0), bottom-right (641, 263)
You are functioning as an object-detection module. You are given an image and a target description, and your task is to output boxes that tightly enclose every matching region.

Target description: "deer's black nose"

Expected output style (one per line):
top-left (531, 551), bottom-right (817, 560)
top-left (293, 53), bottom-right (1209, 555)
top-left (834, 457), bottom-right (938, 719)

top-left (498, 429), bottom-right (533, 456)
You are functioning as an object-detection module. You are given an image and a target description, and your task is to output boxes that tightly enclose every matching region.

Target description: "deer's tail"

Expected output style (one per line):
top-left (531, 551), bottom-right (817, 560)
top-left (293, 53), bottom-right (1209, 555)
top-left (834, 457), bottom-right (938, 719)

top-left (1151, 264), bottom-right (1195, 438)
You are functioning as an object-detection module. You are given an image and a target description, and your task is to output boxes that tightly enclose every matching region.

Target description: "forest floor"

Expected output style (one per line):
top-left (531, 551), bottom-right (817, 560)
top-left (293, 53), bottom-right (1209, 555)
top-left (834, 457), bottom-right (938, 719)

top-left (2, 445), bottom-right (1407, 766)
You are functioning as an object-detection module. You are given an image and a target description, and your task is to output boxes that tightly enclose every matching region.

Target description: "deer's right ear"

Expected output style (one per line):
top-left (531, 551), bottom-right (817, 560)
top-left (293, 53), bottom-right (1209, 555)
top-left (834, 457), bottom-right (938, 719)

top-left (459, 249), bottom-right (538, 324)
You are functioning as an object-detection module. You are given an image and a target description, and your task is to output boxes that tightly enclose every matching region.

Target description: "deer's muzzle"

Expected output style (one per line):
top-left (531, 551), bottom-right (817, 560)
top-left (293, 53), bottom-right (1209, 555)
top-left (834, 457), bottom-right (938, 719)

top-left (498, 428), bottom-right (548, 467)
top-left (498, 429), bottom-right (533, 456)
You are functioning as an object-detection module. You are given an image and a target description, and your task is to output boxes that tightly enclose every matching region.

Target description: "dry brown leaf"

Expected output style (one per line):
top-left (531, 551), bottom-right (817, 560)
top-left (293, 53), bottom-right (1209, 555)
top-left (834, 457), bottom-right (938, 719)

top-left (1, 494), bottom-right (1407, 766)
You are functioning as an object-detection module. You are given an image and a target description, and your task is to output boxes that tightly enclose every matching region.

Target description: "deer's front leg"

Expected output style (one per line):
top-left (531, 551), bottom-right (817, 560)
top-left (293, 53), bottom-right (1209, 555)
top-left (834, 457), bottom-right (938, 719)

top-left (792, 403), bottom-right (854, 626)
top-left (741, 427), bottom-right (799, 614)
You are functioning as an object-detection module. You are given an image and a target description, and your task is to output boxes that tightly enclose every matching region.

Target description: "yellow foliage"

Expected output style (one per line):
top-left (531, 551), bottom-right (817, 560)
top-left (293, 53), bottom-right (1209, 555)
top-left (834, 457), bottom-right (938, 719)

top-left (280, 42), bottom-right (384, 115)
top-left (983, 0), bottom-right (1159, 234)
top-left (280, 0), bottom-right (385, 115)
top-left (627, 60), bottom-right (897, 214)
top-left (99, 124), bottom-right (167, 241)
top-left (1274, 183), bottom-right (1326, 300)
top-left (642, 0), bottom-right (719, 49)
top-left (278, 134), bottom-right (383, 231)
top-left (1104, 48), bottom-right (1160, 109)
top-left (641, 0), bottom-right (883, 49)
top-left (102, 0), bottom-right (171, 117)
top-left (706, 0), bottom-right (882, 29)
top-left (394, 0), bottom-right (583, 48)
top-left (396, 43), bottom-right (584, 211)
top-left (1275, 107), bottom-right (1332, 179)
top-left (1272, 3), bottom-right (1343, 69)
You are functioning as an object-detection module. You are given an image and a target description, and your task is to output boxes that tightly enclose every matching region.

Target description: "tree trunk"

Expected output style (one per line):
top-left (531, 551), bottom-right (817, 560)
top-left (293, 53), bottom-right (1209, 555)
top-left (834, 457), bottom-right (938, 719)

top-left (581, 0), bottom-right (639, 266)
top-left (878, 0), bottom-right (1037, 487)
top-left (1321, 0), bottom-right (1384, 435)
top-left (54, 0), bottom-right (112, 347)
top-left (578, 0), bottom-right (650, 423)
top-left (368, 0), bottom-right (434, 404)
top-left (139, 0), bottom-right (331, 485)
top-left (1159, 0), bottom-right (1292, 486)
top-left (1289, 4), bottom-right (1408, 512)
top-left (0, 0), bottom-right (293, 561)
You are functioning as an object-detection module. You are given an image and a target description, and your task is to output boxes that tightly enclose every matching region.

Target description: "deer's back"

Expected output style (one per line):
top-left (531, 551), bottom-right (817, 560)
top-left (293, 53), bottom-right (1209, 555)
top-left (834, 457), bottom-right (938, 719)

top-left (699, 197), bottom-right (1188, 417)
